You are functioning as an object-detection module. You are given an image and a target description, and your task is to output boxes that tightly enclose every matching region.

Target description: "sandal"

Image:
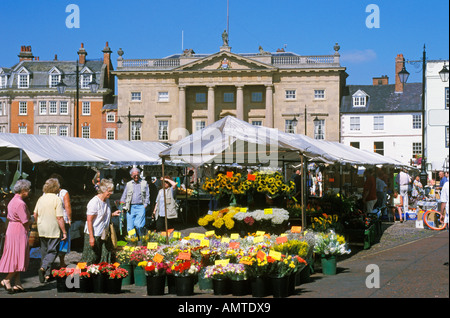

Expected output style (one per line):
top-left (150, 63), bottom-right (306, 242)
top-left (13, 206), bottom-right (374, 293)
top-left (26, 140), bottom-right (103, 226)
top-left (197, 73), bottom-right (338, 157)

top-left (1, 279), bottom-right (15, 294)
top-left (13, 285), bottom-right (26, 293)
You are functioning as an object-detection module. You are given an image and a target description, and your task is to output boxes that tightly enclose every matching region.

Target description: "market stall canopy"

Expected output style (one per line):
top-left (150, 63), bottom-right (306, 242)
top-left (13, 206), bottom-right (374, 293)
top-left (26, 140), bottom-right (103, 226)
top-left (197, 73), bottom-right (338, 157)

top-left (159, 116), bottom-right (331, 167)
top-left (0, 133), bottom-right (173, 168)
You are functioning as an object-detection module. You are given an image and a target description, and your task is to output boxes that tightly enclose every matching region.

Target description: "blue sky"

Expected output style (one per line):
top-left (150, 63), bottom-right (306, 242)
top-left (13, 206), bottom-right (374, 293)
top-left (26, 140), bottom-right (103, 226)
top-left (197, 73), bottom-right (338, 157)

top-left (0, 0), bottom-right (448, 84)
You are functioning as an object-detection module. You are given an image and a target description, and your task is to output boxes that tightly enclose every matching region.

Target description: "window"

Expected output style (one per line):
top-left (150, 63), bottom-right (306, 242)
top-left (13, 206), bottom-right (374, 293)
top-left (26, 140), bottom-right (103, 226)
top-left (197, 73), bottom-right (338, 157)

top-left (19, 102), bottom-right (27, 115)
top-left (82, 126), bottom-right (90, 138)
top-left (59, 126), bottom-right (68, 136)
top-left (412, 142), bottom-right (422, 156)
top-left (224, 92), bottom-right (234, 102)
top-left (0, 75), bottom-right (7, 88)
top-left (446, 126), bottom-right (449, 148)
top-left (18, 126), bottom-right (27, 134)
top-left (195, 93), bottom-right (206, 103)
top-left (374, 141), bottom-right (384, 155)
top-left (285, 90), bottom-right (296, 100)
top-left (350, 141), bottom-right (360, 149)
top-left (314, 119), bottom-right (325, 140)
top-left (131, 92), bottom-right (141, 101)
top-left (60, 101), bottom-right (68, 115)
top-left (49, 101), bottom-right (57, 114)
top-left (106, 113), bottom-right (115, 122)
top-left (38, 126), bottom-right (46, 135)
top-left (18, 69), bottom-right (29, 88)
top-left (446, 87), bottom-right (449, 109)
top-left (373, 116), bottom-right (384, 130)
top-left (314, 90), bottom-right (325, 99)
top-left (49, 126), bottom-right (57, 136)
top-left (106, 129), bottom-right (115, 140)
top-left (412, 114), bottom-right (422, 129)
top-left (81, 73), bottom-right (92, 89)
top-left (39, 101), bottom-right (47, 114)
top-left (251, 92), bottom-right (263, 102)
top-left (350, 117), bottom-right (360, 131)
top-left (252, 120), bottom-right (262, 126)
top-left (352, 96), bottom-right (366, 107)
top-left (50, 74), bottom-right (60, 88)
top-left (158, 92), bottom-right (169, 102)
top-left (131, 121), bottom-right (142, 140)
top-left (0, 102), bottom-right (3, 116)
top-left (195, 120), bottom-right (206, 132)
top-left (158, 120), bottom-right (169, 140)
top-left (285, 120), bottom-right (296, 134)
top-left (82, 101), bottom-right (90, 115)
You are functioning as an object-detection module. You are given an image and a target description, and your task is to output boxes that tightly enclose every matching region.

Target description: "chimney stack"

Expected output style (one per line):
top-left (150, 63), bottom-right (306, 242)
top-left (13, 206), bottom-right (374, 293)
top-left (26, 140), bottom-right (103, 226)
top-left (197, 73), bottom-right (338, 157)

top-left (102, 41), bottom-right (113, 90)
top-left (77, 43), bottom-right (87, 64)
top-left (18, 45), bottom-right (34, 61)
top-left (395, 54), bottom-right (405, 93)
top-left (373, 75), bottom-right (389, 85)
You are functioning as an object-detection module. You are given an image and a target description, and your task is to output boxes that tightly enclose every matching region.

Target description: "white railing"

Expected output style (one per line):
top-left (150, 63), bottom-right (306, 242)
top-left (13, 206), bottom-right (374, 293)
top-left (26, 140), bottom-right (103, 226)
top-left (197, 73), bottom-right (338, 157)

top-left (119, 58), bottom-right (180, 69)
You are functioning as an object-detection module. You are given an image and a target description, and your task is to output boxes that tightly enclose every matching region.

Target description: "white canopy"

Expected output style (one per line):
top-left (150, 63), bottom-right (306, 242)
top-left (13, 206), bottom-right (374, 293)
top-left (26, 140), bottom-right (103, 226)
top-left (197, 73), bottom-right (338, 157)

top-left (0, 133), bottom-right (171, 168)
top-left (159, 116), bottom-right (329, 167)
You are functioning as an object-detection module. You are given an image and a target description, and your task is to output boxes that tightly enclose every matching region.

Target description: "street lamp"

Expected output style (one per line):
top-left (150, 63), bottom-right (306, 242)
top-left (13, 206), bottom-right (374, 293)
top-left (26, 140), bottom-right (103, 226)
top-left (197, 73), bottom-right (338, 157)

top-left (57, 61), bottom-right (99, 137)
top-left (116, 108), bottom-right (143, 141)
top-left (399, 45), bottom-right (449, 185)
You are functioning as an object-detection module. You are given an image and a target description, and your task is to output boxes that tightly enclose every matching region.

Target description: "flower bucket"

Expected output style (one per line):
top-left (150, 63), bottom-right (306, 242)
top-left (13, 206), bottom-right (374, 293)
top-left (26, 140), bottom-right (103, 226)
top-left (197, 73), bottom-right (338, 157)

top-left (166, 274), bottom-right (177, 294)
top-left (212, 278), bottom-right (231, 295)
top-left (56, 276), bottom-right (70, 293)
top-left (175, 276), bottom-right (195, 296)
top-left (76, 276), bottom-right (92, 293)
top-left (299, 266), bottom-right (311, 285)
top-left (120, 264), bottom-right (134, 285)
top-left (133, 266), bottom-right (147, 286)
top-left (230, 279), bottom-right (250, 296)
top-left (146, 275), bottom-right (166, 296)
top-left (288, 273), bottom-right (296, 295)
top-left (270, 275), bottom-right (289, 298)
top-left (92, 274), bottom-right (107, 293)
top-left (106, 278), bottom-right (123, 294)
top-left (251, 276), bottom-right (270, 297)
top-left (321, 255), bottom-right (337, 275)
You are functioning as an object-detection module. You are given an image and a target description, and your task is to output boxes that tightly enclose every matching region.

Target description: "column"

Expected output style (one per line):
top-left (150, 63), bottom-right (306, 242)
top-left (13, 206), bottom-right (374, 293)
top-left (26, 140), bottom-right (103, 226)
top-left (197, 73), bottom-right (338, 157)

top-left (265, 84), bottom-right (274, 128)
top-left (236, 85), bottom-right (244, 120)
top-left (178, 85), bottom-right (186, 130)
top-left (207, 85), bottom-right (215, 125)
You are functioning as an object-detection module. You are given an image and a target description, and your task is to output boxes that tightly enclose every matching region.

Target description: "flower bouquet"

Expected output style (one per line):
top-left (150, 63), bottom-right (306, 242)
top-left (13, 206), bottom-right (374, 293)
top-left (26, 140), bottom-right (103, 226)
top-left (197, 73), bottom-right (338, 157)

top-left (52, 268), bottom-right (75, 293)
top-left (144, 261), bottom-right (167, 296)
top-left (171, 259), bottom-right (201, 277)
top-left (106, 266), bottom-right (129, 280)
top-left (313, 230), bottom-right (351, 257)
top-left (105, 265), bottom-right (128, 294)
top-left (224, 263), bottom-right (250, 296)
top-left (267, 255), bottom-right (296, 278)
top-left (51, 267), bottom-right (74, 279)
top-left (144, 261), bottom-right (167, 277)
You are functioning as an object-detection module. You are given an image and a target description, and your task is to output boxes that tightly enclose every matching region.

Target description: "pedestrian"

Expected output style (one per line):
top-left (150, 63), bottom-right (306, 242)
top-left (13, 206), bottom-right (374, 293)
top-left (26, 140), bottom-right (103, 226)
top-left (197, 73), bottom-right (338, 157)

top-left (396, 168), bottom-right (411, 215)
top-left (291, 167), bottom-right (302, 202)
top-left (81, 179), bottom-right (120, 265)
top-left (362, 169), bottom-right (377, 214)
top-left (375, 170), bottom-right (387, 209)
top-left (50, 173), bottom-right (72, 268)
top-left (440, 180), bottom-right (448, 229)
top-left (0, 179), bottom-right (32, 293)
top-left (33, 178), bottom-right (67, 283)
top-left (120, 167), bottom-right (150, 237)
top-left (316, 170), bottom-right (323, 197)
top-left (411, 175), bottom-right (423, 199)
top-left (153, 177), bottom-right (178, 232)
top-left (390, 189), bottom-right (404, 222)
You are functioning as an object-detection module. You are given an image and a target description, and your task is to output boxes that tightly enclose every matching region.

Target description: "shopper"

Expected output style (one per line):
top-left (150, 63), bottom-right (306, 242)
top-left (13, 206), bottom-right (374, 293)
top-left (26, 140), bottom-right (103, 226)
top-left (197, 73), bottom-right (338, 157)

top-left (81, 179), bottom-right (120, 265)
top-left (397, 169), bottom-right (411, 214)
top-left (153, 177), bottom-right (178, 232)
top-left (33, 178), bottom-right (66, 283)
top-left (362, 169), bottom-right (377, 214)
top-left (440, 180), bottom-right (448, 229)
top-left (0, 179), bottom-right (32, 293)
top-left (120, 167), bottom-right (150, 237)
top-left (391, 189), bottom-right (404, 222)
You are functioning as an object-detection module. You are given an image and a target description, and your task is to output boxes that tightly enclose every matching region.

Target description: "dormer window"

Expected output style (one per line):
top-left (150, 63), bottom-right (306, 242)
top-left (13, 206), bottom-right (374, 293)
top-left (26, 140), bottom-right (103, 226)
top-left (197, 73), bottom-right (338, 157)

top-left (18, 67), bottom-right (30, 88)
top-left (352, 89), bottom-right (369, 107)
top-left (0, 74), bottom-right (7, 88)
top-left (80, 67), bottom-right (93, 89)
top-left (48, 67), bottom-right (62, 88)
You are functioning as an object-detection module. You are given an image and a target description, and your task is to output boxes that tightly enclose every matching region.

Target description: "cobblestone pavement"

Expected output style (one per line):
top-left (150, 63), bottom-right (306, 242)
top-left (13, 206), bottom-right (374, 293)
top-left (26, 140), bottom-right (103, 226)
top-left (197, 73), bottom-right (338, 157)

top-left (0, 220), bottom-right (447, 300)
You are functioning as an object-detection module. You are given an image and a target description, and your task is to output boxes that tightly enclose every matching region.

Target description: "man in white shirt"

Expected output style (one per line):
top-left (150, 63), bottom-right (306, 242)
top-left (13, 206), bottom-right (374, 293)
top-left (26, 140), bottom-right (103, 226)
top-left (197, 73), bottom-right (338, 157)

top-left (397, 169), bottom-right (411, 215)
top-left (440, 181), bottom-right (449, 229)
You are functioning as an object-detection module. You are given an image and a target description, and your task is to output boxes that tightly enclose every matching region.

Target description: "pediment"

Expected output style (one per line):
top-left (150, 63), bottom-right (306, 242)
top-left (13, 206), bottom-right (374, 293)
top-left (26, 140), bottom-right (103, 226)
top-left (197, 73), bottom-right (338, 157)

top-left (175, 51), bottom-right (276, 72)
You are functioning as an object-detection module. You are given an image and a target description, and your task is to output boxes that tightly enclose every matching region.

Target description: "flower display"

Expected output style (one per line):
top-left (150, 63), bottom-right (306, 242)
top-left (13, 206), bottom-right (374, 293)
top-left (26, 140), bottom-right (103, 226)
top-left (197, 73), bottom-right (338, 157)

top-left (171, 260), bottom-right (201, 277)
top-left (203, 264), bottom-right (228, 280)
top-left (310, 213), bottom-right (339, 232)
top-left (106, 266), bottom-right (129, 280)
top-left (51, 267), bottom-right (74, 278)
top-left (224, 263), bottom-right (247, 281)
top-left (130, 246), bottom-right (149, 265)
top-left (267, 254), bottom-right (300, 278)
top-left (313, 230), bottom-right (351, 256)
top-left (144, 261), bottom-right (167, 277)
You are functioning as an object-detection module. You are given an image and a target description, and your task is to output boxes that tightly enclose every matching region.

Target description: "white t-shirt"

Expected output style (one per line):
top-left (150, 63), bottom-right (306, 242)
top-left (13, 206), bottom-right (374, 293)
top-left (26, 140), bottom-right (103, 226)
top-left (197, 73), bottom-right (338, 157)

top-left (440, 181), bottom-right (449, 223)
top-left (58, 189), bottom-right (69, 223)
top-left (84, 196), bottom-right (111, 237)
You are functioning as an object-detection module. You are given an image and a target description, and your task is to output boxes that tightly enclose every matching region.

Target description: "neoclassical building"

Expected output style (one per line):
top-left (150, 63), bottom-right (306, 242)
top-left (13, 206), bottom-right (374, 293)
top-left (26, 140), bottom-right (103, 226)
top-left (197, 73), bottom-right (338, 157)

top-left (113, 38), bottom-right (347, 143)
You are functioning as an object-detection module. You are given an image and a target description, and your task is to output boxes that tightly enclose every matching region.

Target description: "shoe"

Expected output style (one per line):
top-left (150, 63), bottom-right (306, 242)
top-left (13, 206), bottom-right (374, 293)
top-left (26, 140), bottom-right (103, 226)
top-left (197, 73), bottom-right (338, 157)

top-left (38, 268), bottom-right (46, 283)
top-left (1, 279), bottom-right (15, 294)
top-left (13, 285), bottom-right (26, 293)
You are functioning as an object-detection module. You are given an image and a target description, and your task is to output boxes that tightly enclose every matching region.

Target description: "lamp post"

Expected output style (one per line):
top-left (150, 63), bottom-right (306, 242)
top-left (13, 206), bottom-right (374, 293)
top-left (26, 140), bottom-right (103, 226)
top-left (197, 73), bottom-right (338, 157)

top-left (56, 61), bottom-right (99, 137)
top-left (116, 108), bottom-right (143, 141)
top-left (399, 45), bottom-right (449, 186)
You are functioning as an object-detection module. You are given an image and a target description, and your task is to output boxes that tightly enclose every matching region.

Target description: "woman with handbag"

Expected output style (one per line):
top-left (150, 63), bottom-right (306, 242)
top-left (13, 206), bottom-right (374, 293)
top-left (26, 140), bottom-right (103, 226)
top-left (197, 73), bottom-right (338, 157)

top-left (81, 179), bottom-right (120, 265)
top-left (0, 179), bottom-right (32, 293)
top-left (153, 177), bottom-right (178, 232)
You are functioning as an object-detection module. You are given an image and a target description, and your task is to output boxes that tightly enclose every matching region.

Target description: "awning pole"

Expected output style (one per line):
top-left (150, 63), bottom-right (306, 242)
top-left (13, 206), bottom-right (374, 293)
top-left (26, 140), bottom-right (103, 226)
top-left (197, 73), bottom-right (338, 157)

top-left (301, 154), bottom-right (305, 230)
top-left (162, 158), bottom-right (168, 244)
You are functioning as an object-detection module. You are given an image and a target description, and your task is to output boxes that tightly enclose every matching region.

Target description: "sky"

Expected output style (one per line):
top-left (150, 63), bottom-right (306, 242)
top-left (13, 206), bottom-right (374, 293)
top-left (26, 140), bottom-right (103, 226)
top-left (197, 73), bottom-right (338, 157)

top-left (0, 0), bottom-right (448, 85)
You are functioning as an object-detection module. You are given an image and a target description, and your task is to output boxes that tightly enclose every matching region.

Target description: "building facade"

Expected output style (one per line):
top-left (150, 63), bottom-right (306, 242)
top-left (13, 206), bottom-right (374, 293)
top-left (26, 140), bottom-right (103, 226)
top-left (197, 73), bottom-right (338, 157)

top-left (0, 43), bottom-right (116, 139)
top-left (424, 60), bottom-right (449, 172)
top-left (112, 39), bottom-right (347, 142)
top-left (340, 54), bottom-right (423, 166)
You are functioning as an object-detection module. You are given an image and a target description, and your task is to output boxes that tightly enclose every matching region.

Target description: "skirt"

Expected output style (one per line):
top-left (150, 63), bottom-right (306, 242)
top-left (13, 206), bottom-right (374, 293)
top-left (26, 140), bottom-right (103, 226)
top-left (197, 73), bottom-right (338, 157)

top-left (80, 233), bottom-right (112, 265)
top-left (0, 222), bottom-right (29, 273)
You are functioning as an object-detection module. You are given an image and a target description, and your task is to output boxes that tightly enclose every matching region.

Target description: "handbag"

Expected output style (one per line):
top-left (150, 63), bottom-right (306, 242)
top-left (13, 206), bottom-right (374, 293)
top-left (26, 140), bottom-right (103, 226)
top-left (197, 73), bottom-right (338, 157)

top-left (29, 223), bottom-right (40, 248)
top-left (109, 223), bottom-right (117, 249)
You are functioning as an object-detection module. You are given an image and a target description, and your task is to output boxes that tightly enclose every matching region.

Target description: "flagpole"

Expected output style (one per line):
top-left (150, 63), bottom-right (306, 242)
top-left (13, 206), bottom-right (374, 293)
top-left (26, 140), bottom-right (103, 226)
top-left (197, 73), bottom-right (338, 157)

top-left (227, 0), bottom-right (229, 36)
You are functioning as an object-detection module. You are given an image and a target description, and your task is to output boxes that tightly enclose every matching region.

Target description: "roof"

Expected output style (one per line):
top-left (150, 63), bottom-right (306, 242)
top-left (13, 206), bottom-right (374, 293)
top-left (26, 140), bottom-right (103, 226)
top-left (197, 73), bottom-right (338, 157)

top-left (340, 82), bottom-right (422, 114)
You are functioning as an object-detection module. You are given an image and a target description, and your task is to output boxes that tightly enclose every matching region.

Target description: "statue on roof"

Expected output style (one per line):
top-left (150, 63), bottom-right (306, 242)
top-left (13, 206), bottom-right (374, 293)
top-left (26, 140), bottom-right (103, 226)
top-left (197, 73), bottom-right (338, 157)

top-left (222, 30), bottom-right (229, 46)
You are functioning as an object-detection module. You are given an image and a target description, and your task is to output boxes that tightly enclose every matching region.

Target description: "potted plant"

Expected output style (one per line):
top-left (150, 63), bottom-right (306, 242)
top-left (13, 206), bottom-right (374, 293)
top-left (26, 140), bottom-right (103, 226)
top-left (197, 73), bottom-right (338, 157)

top-left (87, 263), bottom-right (113, 293)
top-left (171, 259), bottom-right (201, 296)
top-left (144, 261), bottom-right (167, 296)
top-left (313, 230), bottom-right (351, 275)
top-left (105, 265), bottom-right (129, 294)
top-left (204, 264), bottom-right (230, 295)
top-left (116, 246), bottom-right (134, 285)
top-left (240, 252), bottom-right (271, 297)
top-left (75, 271), bottom-right (92, 293)
top-left (224, 263), bottom-right (249, 296)
top-left (267, 255), bottom-right (297, 298)
top-left (51, 267), bottom-right (75, 293)
top-left (130, 247), bottom-right (149, 286)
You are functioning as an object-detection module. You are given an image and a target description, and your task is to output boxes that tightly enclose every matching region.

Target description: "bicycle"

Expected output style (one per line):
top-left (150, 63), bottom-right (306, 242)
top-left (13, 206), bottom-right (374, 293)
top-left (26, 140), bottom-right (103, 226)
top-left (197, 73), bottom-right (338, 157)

top-left (422, 209), bottom-right (447, 231)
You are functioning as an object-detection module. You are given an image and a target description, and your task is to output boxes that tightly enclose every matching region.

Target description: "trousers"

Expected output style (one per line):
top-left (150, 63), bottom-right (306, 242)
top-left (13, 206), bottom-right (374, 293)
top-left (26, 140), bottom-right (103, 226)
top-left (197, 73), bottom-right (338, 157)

top-left (40, 237), bottom-right (60, 276)
top-left (399, 185), bottom-right (409, 214)
top-left (126, 204), bottom-right (146, 235)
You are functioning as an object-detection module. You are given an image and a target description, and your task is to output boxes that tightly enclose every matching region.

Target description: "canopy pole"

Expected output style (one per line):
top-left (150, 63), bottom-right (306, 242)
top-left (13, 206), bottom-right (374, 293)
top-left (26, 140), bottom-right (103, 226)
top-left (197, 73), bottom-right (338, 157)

top-left (301, 154), bottom-right (305, 230)
top-left (162, 158), bottom-right (168, 244)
